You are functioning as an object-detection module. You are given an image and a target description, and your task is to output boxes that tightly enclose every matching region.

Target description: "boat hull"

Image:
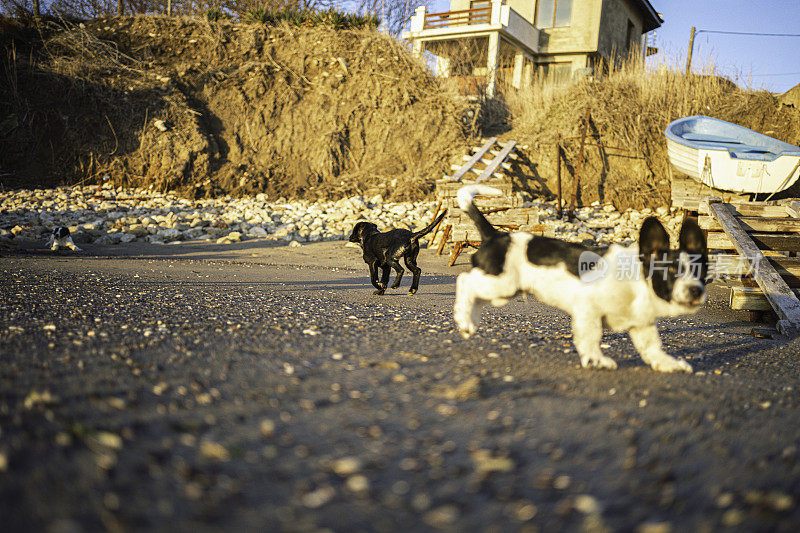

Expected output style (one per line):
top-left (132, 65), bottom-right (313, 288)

top-left (665, 116), bottom-right (800, 194)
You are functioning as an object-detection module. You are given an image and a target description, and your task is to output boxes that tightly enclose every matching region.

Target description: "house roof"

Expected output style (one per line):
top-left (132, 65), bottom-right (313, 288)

top-left (635, 0), bottom-right (663, 33)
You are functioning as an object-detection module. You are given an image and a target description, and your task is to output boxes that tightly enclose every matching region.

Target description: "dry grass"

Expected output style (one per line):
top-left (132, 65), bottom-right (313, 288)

top-left (503, 56), bottom-right (800, 210)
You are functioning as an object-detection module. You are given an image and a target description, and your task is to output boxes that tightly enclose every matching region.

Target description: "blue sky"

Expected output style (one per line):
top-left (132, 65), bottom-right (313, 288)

top-left (644, 0), bottom-right (799, 93)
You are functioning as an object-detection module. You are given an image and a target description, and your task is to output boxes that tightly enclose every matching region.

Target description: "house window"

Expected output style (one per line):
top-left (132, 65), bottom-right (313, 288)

top-left (535, 0), bottom-right (572, 28)
top-left (538, 62), bottom-right (572, 84)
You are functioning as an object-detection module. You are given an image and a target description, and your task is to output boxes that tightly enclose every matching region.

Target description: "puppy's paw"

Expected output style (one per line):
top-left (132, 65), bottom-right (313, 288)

top-left (581, 354), bottom-right (618, 370)
top-left (453, 311), bottom-right (475, 338)
top-left (407, 288), bottom-right (417, 295)
top-left (650, 356), bottom-right (693, 374)
top-left (372, 289), bottom-right (385, 295)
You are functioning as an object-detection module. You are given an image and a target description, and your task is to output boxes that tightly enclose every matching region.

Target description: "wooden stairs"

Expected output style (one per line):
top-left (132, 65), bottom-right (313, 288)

top-left (428, 138), bottom-right (549, 266)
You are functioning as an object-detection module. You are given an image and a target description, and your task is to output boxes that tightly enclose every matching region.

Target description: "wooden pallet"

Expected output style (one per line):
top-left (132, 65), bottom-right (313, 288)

top-left (430, 175), bottom-right (548, 266)
top-left (443, 206), bottom-right (544, 266)
top-left (700, 197), bottom-right (800, 337)
top-left (671, 173), bottom-right (751, 211)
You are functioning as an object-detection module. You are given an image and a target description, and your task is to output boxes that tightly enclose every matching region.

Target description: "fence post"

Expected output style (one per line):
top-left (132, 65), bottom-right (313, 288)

top-left (685, 26), bottom-right (696, 76)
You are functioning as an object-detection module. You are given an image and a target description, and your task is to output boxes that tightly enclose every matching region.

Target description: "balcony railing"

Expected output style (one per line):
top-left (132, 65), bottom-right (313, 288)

top-left (423, 6), bottom-right (491, 29)
top-left (404, 2), bottom-right (539, 55)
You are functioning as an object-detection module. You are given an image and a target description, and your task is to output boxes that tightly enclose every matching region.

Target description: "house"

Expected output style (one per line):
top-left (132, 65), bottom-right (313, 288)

top-left (401, 0), bottom-right (662, 96)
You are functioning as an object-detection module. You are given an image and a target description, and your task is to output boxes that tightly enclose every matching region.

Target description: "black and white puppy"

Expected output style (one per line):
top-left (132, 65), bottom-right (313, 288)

top-left (47, 226), bottom-right (81, 252)
top-left (349, 210), bottom-right (447, 295)
top-left (453, 185), bottom-right (707, 373)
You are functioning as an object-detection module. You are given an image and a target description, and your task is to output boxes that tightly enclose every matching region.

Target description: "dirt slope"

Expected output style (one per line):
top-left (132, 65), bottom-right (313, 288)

top-left (0, 16), bottom-right (470, 200)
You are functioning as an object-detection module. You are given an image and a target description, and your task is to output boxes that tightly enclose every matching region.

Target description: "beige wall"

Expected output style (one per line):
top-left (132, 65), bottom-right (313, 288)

top-left (534, 0), bottom-right (603, 54)
top-left (449, 0), bottom-right (476, 13)
top-left (597, 0), bottom-right (647, 59)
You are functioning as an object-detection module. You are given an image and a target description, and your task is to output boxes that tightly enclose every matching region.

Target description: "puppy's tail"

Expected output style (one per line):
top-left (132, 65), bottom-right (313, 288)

top-left (411, 209), bottom-right (448, 240)
top-left (456, 185), bottom-right (503, 240)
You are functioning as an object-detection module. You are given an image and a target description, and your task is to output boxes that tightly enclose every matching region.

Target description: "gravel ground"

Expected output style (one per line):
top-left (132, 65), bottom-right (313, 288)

top-left (1, 239), bottom-right (800, 532)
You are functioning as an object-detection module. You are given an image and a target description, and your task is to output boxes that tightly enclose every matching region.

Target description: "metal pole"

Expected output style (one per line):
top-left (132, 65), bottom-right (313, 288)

top-left (685, 26), bottom-right (696, 76)
top-left (569, 109), bottom-right (591, 215)
top-left (556, 134), bottom-right (562, 218)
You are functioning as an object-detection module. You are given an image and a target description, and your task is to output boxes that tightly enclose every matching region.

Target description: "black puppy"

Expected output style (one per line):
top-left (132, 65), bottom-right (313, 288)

top-left (349, 210), bottom-right (447, 295)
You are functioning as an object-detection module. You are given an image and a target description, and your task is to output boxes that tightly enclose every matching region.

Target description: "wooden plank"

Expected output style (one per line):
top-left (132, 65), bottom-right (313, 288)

top-left (450, 223), bottom-right (547, 238)
top-left (449, 137), bottom-right (497, 181)
top-left (460, 154), bottom-right (513, 171)
top-left (707, 232), bottom-right (800, 252)
top-left (699, 215), bottom-right (800, 232)
top-left (785, 201), bottom-right (800, 219)
top-left (475, 140), bottom-right (516, 183)
top-left (710, 254), bottom-right (800, 287)
top-left (442, 197), bottom-right (520, 210)
top-left (697, 200), bottom-right (788, 217)
top-left (730, 286), bottom-right (774, 312)
top-left (709, 201), bottom-right (800, 336)
top-left (436, 181), bottom-right (511, 196)
top-left (671, 175), bottom-right (751, 211)
top-left (486, 149), bottom-right (518, 160)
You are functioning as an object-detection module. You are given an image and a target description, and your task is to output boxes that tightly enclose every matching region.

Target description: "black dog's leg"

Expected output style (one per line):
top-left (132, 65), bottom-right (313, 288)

top-left (405, 254), bottom-right (422, 294)
top-left (369, 262), bottom-right (385, 294)
top-left (374, 266), bottom-right (391, 295)
top-left (389, 261), bottom-right (404, 289)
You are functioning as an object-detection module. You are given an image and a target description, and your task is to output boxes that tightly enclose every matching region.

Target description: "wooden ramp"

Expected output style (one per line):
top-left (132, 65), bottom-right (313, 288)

top-left (447, 137), bottom-right (517, 183)
top-left (700, 197), bottom-right (800, 337)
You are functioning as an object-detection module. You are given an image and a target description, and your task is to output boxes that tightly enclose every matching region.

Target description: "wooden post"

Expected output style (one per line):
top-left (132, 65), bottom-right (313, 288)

top-left (569, 109), bottom-right (591, 215)
top-left (556, 134), bottom-right (563, 218)
top-left (167, 0), bottom-right (172, 16)
top-left (33, 0), bottom-right (40, 17)
top-left (429, 200), bottom-right (444, 243)
top-left (436, 225), bottom-right (452, 255)
top-left (685, 26), bottom-right (696, 76)
top-left (118, 0), bottom-right (124, 16)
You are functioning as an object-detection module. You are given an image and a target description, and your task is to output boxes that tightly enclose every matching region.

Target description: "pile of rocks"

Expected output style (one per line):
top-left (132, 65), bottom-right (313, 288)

top-left (0, 184), bottom-right (683, 248)
top-left (544, 202), bottom-right (683, 247)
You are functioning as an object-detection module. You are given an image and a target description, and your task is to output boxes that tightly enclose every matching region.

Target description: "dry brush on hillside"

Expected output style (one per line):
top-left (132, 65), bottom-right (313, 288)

top-left (0, 15), bottom-right (470, 200)
top-left (506, 62), bottom-right (800, 210)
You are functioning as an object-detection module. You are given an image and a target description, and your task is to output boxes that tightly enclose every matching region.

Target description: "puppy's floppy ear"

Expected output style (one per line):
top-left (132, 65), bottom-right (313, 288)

top-left (679, 217), bottom-right (707, 255)
top-left (639, 217), bottom-right (670, 278)
top-left (639, 217), bottom-right (670, 258)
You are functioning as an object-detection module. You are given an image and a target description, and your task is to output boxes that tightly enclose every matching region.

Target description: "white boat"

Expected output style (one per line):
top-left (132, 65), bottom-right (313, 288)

top-left (665, 115), bottom-right (800, 194)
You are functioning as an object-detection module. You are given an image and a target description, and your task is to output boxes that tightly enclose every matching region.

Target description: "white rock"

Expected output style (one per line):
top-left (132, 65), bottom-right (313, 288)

top-left (157, 228), bottom-right (181, 241)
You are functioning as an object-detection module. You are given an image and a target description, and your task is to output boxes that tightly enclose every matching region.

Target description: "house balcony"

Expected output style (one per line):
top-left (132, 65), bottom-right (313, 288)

top-left (401, 0), bottom-right (540, 57)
